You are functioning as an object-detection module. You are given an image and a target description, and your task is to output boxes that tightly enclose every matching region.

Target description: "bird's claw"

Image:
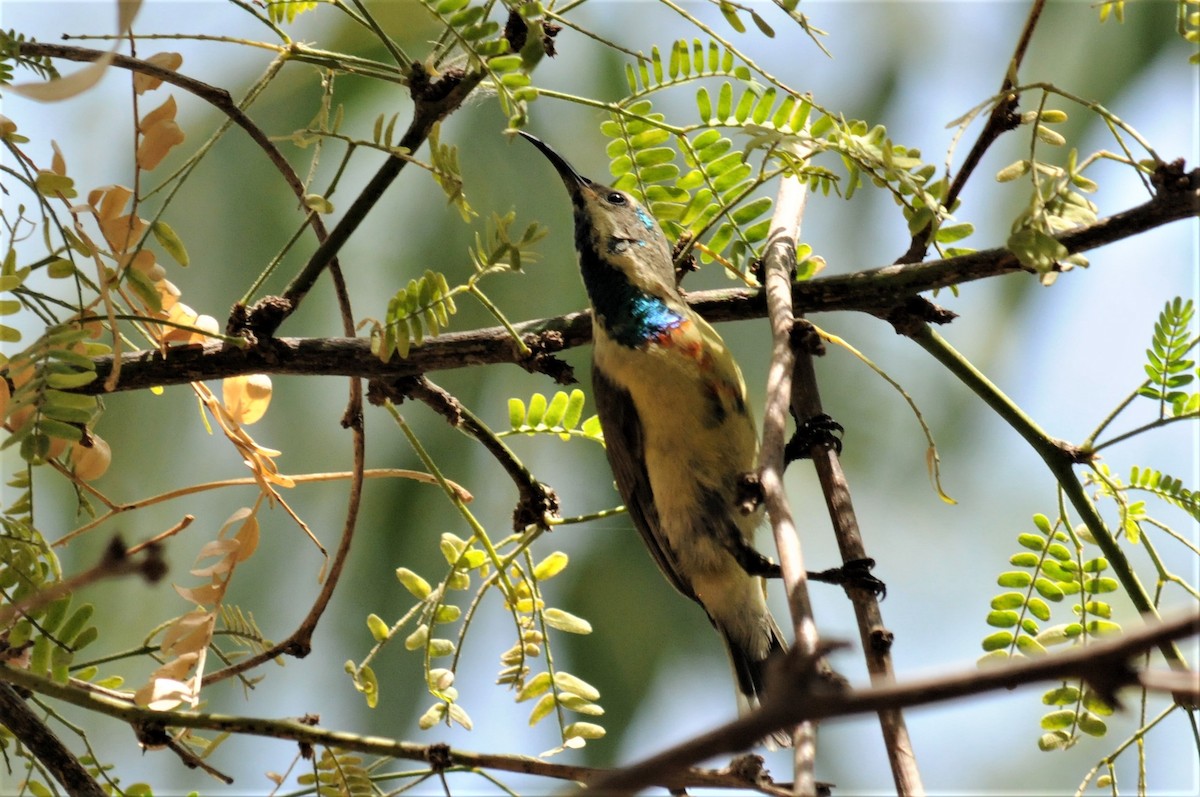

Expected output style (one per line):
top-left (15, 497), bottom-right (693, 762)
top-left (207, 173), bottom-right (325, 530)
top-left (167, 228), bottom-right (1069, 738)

top-left (809, 557), bottom-right (886, 599)
top-left (784, 413), bottom-right (844, 464)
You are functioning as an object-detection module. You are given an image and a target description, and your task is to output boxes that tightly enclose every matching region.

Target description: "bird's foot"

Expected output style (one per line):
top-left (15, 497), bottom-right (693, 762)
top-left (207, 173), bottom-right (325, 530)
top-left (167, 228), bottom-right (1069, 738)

top-left (784, 413), bottom-right (844, 464)
top-left (808, 557), bottom-right (886, 599)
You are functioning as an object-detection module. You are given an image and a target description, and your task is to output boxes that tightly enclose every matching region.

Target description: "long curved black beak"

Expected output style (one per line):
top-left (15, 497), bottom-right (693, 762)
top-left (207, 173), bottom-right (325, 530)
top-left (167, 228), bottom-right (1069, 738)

top-left (518, 131), bottom-right (592, 197)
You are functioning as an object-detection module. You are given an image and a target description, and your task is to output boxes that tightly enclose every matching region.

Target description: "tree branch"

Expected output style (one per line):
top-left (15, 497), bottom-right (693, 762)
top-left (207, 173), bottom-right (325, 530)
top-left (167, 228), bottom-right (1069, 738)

top-left (70, 171), bottom-right (1197, 395)
top-left (897, 0), bottom-right (1046, 263)
top-left (0, 683), bottom-right (105, 796)
top-left (4, 610), bottom-right (1193, 793)
top-left (789, 324), bottom-right (924, 797)
top-left (587, 610), bottom-right (1198, 794)
top-left (756, 174), bottom-right (824, 791)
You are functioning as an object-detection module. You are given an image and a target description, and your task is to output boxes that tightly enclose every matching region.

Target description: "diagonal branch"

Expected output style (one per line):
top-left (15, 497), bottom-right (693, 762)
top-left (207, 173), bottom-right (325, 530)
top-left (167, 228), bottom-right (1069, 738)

top-left (584, 610), bottom-right (1198, 794)
top-left (0, 684), bottom-right (105, 796)
top-left (897, 0), bottom-right (1046, 264)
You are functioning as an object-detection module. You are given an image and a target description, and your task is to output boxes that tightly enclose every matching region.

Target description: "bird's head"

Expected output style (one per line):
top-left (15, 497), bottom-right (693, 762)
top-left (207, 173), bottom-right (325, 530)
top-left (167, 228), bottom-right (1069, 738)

top-left (519, 132), bottom-right (676, 298)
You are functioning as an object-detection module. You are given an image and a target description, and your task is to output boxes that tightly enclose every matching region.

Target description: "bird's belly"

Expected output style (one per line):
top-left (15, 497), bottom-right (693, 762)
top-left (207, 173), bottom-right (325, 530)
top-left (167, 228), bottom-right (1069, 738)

top-left (594, 333), bottom-right (759, 575)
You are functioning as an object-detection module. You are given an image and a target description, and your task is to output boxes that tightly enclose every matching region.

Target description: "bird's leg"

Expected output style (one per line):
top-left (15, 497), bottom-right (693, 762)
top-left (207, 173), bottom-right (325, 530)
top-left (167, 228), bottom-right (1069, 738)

top-left (729, 542), bottom-right (886, 598)
top-left (809, 558), bottom-right (887, 599)
top-left (783, 412), bottom-right (844, 465)
top-left (728, 538), bottom-right (783, 579)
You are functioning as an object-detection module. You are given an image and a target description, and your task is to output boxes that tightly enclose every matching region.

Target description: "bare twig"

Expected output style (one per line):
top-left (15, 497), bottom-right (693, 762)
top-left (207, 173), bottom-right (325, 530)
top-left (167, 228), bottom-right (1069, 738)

top-left (15, 41), bottom-right (332, 280)
top-left (756, 173), bottom-right (822, 792)
top-left (0, 537), bottom-right (166, 629)
top-left (897, 0), bottom-right (1047, 263)
top-left (370, 377), bottom-right (560, 531)
top-left (790, 330), bottom-right (924, 795)
top-left (271, 64), bottom-right (485, 334)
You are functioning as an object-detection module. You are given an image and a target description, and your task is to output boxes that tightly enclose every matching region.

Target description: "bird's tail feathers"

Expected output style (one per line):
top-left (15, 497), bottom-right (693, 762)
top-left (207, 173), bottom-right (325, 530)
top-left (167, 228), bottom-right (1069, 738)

top-left (723, 616), bottom-right (792, 749)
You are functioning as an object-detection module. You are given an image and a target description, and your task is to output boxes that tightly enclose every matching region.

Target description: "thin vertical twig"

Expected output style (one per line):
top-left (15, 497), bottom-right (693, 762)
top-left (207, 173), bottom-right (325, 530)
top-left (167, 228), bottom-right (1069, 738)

top-left (790, 344), bottom-right (926, 795)
top-left (757, 172), bottom-right (821, 795)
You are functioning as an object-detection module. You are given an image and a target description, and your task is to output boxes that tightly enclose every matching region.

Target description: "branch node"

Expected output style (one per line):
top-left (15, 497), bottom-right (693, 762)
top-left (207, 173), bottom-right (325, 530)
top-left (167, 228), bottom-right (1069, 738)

top-left (283, 638), bottom-right (312, 658)
top-left (869, 626), bottom-right (895, 654)
top-left (241, 295), bottom-right (295, 341)
top-left (408, 62), bottom-right (466, 106)
top-left (519, 331), bottom-right (576, 385)
top-left (425, 741), bottom-right (453, 773)
top-left (721, 753), bottom-right (772, 788)
top-left (734, 471), bottom-right (764, 515)
top-left (503, 9), bottom-right (561, 57)
top-left (673, 235), bottom-right (699, 285)
top-left (884, 296), bottom-right (958, 337)
top-left (788, 317), bottom-right (823, 356)
top-left (1150, 158), bottom-right (1198, 196)
top-left (512, 484), bottom-right (561, 532)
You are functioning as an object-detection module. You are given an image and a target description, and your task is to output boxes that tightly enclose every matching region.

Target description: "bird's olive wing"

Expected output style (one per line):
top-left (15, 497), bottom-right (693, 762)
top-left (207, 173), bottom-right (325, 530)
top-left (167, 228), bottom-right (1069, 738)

top-left (592, 368), bottom-right (696, 603)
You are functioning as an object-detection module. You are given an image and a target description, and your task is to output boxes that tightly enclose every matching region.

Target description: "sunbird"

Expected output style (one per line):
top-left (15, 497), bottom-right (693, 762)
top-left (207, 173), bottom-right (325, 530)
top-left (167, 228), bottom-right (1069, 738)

top-left (520, 132), bottom-right (791, 741)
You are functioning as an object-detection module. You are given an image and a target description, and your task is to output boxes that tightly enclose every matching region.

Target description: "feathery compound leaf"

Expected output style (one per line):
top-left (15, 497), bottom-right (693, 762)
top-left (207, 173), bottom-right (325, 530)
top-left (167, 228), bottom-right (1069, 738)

top-left (375, 270), bottom-right (459, 361)
top-left (1138, 297), bottom-right (1197, 411)
top-left (1128, 466), bottom-right (1199, 521)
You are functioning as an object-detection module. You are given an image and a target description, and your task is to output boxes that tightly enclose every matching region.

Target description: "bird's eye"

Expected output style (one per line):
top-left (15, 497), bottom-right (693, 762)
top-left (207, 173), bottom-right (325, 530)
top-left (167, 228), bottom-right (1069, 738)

top-left (606, 191), bottom-right (626, 205)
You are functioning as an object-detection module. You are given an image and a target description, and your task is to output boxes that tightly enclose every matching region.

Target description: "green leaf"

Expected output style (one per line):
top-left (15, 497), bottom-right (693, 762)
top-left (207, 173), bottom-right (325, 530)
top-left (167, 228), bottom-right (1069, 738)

top-left (1042, 685), bottom-right (1080, 705)
top-left (564, 721), bottom-right (605, 740)
top-left (716, 82), bottom-right (733, 120)
top-left (719, 1), bottom-right (746, 33)
top-left (508, 398), bottom-right (525, 430)
top-left (1017, 533), bottom-right (1046, 551)
top-left (990, 592), bottom-right (1026, 610)
top-left (516, 672), bottom-right (552, 702)
top-left (1009, 552), bottom-right (1040, 568)
top-left (1026, 597), bottom-right (1051, 621)
top-left (544, 391), bottom-right (569, 427)
top-left (1084, 577), bottom-right (1119, 594)
top-left (533, 552), bottom-right (569, 581)
top-left (981, 630), bottom-right (1013, 651)
top-left (435, 0), bottom-right (470, 15)
top-left (526, 392), bottom-right (547, 426)
top-left (58, 603), bottom-right (94, 643)
top-left (543, 607), bottom-right (592, 634)
top-left (1033, 578), bottom-right (1065, 601)
top-left (1038, 731), bottom-right (1071, 751)
top-left (562, 389), bottom-right (585, 430)
top-left (367, 613), bottom-right (389, 642)
top-left (428, 638), bottom-right (456, 657)
top-left (528, 692), bottom-right (556, 725)
top-left (151, 220), bottom-right (189, 266)
top-left (997, 571), bottom-right (1032, 588)
top-left (1016, 636), bottom-right (1048, 656)
top-left (554, 671), bottom-right (601, 701)
top-left (986, 610), bottom-right (1019, 628)
top-left (1078, 712), bottom-right (1107, 736)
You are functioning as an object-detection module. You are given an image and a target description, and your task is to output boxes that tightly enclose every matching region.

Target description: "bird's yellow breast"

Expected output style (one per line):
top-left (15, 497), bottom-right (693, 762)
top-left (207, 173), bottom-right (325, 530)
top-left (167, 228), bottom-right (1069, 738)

top-left (593, 314), bottom-right (760, 575)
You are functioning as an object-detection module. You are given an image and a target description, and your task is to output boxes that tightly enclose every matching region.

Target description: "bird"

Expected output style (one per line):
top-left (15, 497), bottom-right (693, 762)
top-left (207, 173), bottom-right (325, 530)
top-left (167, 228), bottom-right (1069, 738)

top-left (519, 131), bottom-right (791, 745)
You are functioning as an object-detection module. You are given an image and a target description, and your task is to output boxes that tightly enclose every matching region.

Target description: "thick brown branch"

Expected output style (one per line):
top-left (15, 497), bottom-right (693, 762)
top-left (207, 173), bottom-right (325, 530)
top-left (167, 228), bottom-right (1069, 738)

top-left (72, 176), bottom-right (1197, 395)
